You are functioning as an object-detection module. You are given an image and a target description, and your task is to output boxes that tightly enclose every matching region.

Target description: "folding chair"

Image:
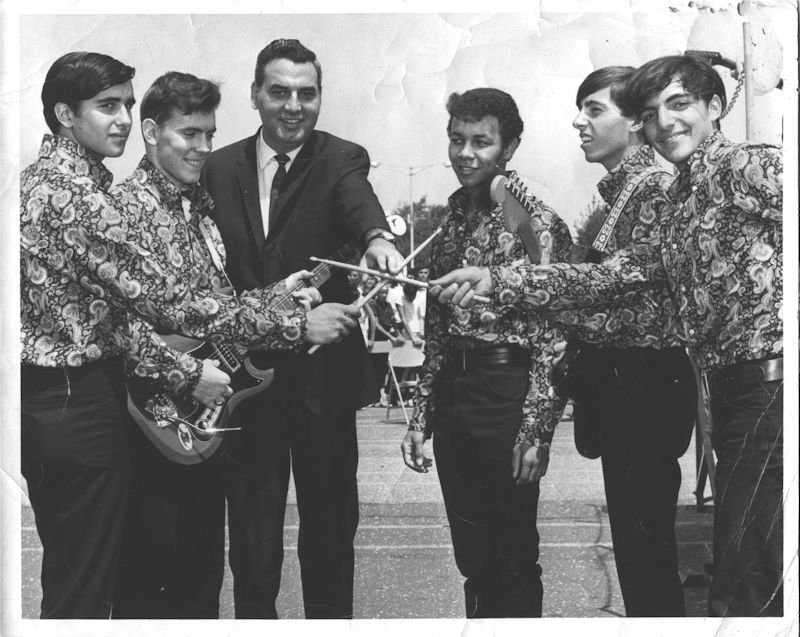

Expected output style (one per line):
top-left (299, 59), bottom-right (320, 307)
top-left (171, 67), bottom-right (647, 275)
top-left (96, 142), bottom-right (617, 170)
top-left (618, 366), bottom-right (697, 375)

top-left (385, 342), bottom-right (425, 425)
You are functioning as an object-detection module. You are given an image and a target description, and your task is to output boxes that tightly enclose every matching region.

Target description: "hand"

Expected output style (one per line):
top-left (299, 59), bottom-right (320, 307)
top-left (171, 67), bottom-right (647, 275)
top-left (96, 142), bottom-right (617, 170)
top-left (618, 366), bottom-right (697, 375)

top-left (412, 336), bottom-right (424, 348)
top-left (511, 441), bottom-right (550, 485)
top-left (365, 239), bottom-right (404, 274)
top-left (394, 335), bottom-right (405, 346)
top-left (428, 266), bottom-right (493, 308)
top-left (191, 359), bottom-right (232, 410)
top-left (401, 430), bottom-right (430, 472)
top-left (304, 302), bottom-right (359, 345)
top-left (283, 269), bottom-right (315, 291)
top-left (292, 287), bottom-right (322, 310)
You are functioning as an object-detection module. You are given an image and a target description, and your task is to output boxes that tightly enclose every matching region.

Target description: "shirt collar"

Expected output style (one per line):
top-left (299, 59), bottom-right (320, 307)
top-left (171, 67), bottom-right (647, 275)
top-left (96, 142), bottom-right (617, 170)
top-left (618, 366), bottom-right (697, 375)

top-left (670, 130), bottom-right (726, 198)
top-left (596, 144), bottom-right (659, 205)
top-left (256, 131), bottom-right (303, 171)
top-left (447, 186), bottom-right (503, 222)
top-left (40, 133), bottom-right (113, 190)
top-left (134, 155), bottom-right (214, 219)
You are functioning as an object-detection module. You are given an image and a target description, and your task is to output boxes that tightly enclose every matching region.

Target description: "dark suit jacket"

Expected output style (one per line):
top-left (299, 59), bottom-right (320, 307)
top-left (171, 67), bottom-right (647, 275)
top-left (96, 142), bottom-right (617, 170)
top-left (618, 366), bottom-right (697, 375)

top-left (202, 129), bottom-right (389, 414)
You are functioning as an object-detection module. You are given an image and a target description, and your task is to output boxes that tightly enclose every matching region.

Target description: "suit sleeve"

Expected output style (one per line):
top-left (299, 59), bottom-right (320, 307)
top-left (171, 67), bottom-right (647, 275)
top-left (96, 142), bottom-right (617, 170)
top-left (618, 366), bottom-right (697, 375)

top-left (334, 145), bottom-right (389, 242)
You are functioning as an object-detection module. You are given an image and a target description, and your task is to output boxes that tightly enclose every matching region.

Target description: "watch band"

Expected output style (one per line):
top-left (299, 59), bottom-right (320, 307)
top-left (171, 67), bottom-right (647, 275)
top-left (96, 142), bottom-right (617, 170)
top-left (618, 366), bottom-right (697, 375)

top-left (365, 228), bottom-right (396, 243)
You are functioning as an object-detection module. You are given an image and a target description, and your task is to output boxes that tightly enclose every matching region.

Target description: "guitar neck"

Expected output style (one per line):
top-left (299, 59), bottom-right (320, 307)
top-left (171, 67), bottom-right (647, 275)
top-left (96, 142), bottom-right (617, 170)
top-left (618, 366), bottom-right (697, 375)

top-left (271, 242), bottom-right (360, 311)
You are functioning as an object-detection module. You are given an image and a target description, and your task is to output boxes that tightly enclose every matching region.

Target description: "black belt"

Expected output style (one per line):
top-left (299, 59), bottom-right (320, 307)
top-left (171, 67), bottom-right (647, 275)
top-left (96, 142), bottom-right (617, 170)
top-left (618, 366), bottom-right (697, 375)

top-left (444, 345), bottom-right (531, 371)
top-left (710, 357), bottom-right (783, 392)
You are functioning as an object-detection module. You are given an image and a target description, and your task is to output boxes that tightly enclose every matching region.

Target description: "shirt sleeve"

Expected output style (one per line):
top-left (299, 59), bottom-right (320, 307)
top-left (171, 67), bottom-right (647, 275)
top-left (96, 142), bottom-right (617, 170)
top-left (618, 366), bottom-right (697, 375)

top-left (124, 316), bottom-right (203, 397)
top-left (517, 324), bottom-right (568, 446)
top-left (409, 294), bottom-right (446, 437)
top-left (21, 175), bottom-right (307, 351)
top-left (728, 144), bottom-right (782, 222)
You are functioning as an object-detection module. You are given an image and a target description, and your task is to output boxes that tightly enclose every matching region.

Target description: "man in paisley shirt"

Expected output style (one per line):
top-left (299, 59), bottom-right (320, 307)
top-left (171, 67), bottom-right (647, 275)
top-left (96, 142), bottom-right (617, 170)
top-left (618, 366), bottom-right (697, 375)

top-left (20, 54), bottom-right (351, 619)
top-left (400, 88), bottom-right (571, 617)
top-left (553, 66), bottom-right (697, 617)
top-left (430, 56), bottom-right (784, 617)
top-left (625, 55), bottom-right (783, 617)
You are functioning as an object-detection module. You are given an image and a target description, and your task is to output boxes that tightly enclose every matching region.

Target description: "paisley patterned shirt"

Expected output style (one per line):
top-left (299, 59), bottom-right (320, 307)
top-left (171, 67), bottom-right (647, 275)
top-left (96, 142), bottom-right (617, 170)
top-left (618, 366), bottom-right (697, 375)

top-left (410, 185), bottom-right (572, 445)
top-left (491, 146), bottom-right (682, 348)
top-left (660, 131), bottom-right (782, 372)
top-left (20, 135), bottom-right (306, 382)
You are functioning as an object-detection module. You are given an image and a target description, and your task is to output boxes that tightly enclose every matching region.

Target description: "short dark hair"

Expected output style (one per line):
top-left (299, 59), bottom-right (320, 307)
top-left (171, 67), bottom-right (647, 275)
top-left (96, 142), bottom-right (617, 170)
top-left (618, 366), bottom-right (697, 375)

top-left (576, 66), bottom-right (636, 114)
top-left (622, 54), bottom-right (727, 117)
top-left (254, 39), bottom-right (322, 90)
top-left (140, 72), bottom-right (221, 124)
top-left (446, 88), bottom-right (523, 148)
top-left (41, 51), bottom-right (135, 134)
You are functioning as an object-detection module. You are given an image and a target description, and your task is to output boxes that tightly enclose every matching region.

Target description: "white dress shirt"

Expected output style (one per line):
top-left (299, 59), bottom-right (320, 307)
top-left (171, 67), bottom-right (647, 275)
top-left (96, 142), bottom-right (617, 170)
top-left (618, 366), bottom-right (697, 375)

top-left (255, 133), bottom-right (302, 236)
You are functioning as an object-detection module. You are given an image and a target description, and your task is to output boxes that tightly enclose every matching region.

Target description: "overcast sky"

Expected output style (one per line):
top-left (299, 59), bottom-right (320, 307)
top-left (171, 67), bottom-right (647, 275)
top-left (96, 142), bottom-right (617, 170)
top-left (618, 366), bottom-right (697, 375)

top-left (11, 2), bottom-right (794, 231)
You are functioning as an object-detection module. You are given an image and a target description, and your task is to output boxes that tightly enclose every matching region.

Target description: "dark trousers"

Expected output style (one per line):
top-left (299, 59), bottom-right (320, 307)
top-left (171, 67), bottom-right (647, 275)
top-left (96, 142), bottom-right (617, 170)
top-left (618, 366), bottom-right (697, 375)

top-left (21, 360), bottom-right (131, 619)
top-left (432, 361), bottom-right (543, 618)
top-left (709, 377), bottom-right (783, 617)
top-left (571, 346), bottom-right (696, 617)
top-left (222, 363), bottom-right (360, 619)
top-left (111, 419), bottom-right (226, 619)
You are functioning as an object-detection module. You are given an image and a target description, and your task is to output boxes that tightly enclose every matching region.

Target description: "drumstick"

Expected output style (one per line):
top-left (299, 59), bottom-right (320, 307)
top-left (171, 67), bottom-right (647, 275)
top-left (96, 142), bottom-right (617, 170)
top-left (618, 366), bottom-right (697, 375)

top-left (308, 228), bottom-right (444, 354)
top-left (309, 256), bottom-right (490, 303)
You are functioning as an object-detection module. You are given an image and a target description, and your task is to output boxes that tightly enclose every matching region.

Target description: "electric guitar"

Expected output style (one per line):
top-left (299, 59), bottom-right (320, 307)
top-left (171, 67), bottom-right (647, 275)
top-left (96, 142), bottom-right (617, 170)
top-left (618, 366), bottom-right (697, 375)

top-left (127, 243), bottom-right (360, 465)
top-left (490, 172), bottom-right (543, 265)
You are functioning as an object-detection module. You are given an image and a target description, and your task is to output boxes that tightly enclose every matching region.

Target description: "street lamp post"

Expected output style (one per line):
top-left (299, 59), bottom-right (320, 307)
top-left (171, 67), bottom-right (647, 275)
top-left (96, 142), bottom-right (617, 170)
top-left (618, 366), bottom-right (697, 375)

top-left (370, 162), bottom-right (450, 268)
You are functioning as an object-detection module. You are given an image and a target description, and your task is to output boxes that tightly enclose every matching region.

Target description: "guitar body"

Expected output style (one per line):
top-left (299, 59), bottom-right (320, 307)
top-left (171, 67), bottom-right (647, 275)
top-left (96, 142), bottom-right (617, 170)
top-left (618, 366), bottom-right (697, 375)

top-left (127, 335), bottom-right (274, 465)
top-left (127, 243), bottom-right (360, 465)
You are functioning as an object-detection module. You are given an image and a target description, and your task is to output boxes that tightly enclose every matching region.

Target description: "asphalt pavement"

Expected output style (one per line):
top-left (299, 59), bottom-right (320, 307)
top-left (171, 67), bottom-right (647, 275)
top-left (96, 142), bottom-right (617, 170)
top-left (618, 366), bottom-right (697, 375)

top-left (20, 403), bottom-right (715, 621)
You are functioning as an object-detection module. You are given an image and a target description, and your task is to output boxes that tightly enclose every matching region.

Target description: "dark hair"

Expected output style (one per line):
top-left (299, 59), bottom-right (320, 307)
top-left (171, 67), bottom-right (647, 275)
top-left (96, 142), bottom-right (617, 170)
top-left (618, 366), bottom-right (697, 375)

top-left (446, 88), bottom-right (523, 147)
top-left (576, 66), bottom-right (636, 114)
top-left (622, 54), bottom-right (726, 117)
top-left (254, 39), bottom-right (322, 90)
top-left (41, 51), bottom-right (135, 134)
top-left (140, 72), bottom-right (221, 124)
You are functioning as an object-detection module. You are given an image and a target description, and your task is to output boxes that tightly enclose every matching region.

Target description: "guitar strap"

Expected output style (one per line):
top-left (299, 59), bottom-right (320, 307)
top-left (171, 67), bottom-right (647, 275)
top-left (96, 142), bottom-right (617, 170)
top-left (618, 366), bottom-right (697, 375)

top-left (198, 221), bottom-right (237, 295)
top-left (591, 165), bottom-right (668, 253)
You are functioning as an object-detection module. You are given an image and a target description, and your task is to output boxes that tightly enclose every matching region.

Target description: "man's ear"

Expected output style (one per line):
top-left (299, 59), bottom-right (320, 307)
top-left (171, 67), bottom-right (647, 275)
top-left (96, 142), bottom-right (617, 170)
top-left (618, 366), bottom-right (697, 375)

top-left (629, 119), bottom-right (644, 133)
top-left (54, 102), bottom-right (74, 129)
top-left (708, 94), bottom-right (723, 122)
top-left (141, 118), bottom-right (159, 147)
top-left (502, 137), bottom-right (520, 162)
top-left (250, 82), bottom-right (259, 110)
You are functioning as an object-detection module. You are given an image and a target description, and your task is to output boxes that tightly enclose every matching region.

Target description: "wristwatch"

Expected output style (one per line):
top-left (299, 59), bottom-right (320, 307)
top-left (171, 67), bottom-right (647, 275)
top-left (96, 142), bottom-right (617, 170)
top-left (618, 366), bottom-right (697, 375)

top-left (364, 228), bottom-right (396, 244)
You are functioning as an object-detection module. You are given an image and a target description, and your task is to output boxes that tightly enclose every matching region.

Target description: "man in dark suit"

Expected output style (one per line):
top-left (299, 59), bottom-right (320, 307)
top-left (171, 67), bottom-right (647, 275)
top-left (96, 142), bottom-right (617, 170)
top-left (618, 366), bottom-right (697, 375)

top-left (202, 38), bottom-right (402, 619)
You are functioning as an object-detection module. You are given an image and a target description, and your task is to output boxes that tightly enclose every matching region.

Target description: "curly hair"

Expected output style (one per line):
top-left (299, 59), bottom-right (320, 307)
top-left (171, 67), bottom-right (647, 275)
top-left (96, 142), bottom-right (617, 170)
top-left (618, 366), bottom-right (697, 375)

top-left (446, 88), bottom-right (523, 147)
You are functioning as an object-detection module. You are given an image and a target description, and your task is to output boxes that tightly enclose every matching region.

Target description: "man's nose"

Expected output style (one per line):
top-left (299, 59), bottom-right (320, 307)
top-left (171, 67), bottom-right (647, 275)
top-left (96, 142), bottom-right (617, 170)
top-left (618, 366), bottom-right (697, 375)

top-left (284, 92), bottom-right (301, 111)
top-left (196, 135), bottom-right (212, 154)
top-left (572, 112), bottom-right (586, 129)
top-left (117, 106), bottom-right (133, 129)
top-left (656, 105), bottom-right (674, 130)
top-left (457, 143), bottom-right (475, 159)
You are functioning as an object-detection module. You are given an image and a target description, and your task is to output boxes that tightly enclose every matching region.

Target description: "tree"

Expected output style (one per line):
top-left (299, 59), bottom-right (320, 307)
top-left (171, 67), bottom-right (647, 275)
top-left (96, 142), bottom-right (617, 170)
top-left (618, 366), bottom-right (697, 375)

top-left (391, 196), bottom-right (449, 270)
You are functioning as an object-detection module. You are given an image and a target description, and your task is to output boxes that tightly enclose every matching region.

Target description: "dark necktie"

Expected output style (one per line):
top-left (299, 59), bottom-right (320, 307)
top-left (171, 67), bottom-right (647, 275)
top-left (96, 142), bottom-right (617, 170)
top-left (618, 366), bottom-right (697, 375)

top-left (269, 153), bottom-right (290, 229)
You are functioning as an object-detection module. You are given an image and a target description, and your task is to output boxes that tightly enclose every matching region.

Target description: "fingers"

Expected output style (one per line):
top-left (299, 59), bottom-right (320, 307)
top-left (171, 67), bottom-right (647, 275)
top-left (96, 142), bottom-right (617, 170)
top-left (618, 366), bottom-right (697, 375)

top-left (511, 444), bottom-right (522, 480)
top-left (401, 433), bottom-right (428, 472)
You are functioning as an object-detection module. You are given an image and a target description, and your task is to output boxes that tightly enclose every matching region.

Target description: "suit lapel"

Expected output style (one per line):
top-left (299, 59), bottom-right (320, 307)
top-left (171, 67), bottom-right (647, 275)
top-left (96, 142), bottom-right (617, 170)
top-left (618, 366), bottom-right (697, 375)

top-left (266, 131), bottom-right (317, 241)
top-left (237, 133), bottom-right (266, 253)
